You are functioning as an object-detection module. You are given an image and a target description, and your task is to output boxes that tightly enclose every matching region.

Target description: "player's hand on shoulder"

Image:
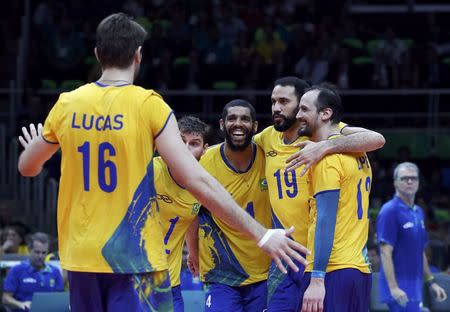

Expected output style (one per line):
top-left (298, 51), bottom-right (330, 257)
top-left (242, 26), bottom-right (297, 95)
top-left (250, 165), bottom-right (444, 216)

top-left (390, 287), bottom-right (408, 307)
top-left (285, 140), bottom-right (328, 176)
top-left (18, 123), bottom-right (43, 149)
top-left (301, 277), bottom-right (325, 312)
top-left (259, 226), bottom-right (310, 274)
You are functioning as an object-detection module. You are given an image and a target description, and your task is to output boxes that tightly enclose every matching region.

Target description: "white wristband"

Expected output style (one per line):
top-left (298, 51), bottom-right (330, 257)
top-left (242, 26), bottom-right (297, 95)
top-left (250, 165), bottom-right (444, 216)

top-left (258, 229), bottom-right (286, 248)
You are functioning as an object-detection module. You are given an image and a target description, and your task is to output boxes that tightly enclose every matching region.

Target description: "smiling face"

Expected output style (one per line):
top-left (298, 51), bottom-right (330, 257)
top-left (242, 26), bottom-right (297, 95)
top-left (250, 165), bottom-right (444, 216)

top-left (271, 85), bottom-right (300, 132)
top-left (181, 131), bottom-right (208, 161)
top-left (220, 106), bottom-right (257, 151)
top-left (296, 89), bottom-right (321, 137)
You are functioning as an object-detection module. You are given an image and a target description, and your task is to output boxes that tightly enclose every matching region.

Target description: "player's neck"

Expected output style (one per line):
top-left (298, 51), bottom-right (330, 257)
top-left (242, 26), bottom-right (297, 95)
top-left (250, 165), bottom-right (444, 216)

top-left (223, 143), bottom-right (254, 172)
top-left (282, 124), bottom-right (301, 144)
top-left (99, 67), bottom-right (134, 85)
top-left (311, 123), bottom-right (340, 142)
top-left (397, 192), bottom-right (415, 207)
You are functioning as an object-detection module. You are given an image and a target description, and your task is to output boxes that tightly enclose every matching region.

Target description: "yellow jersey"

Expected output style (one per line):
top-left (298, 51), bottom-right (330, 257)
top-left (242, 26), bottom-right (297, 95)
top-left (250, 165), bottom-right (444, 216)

top-left (306, 143), bottom-right (372, 274)
top-left (253, 127), bottom-right (309, 246)
top-left (154, 157), bottom-right (200, 287)
top-left (253, 123), bottom-right (348, 247)
top-left (198, 143), bottom-right (271, 286)
top-left (43, 82), bottom-right (172, 273)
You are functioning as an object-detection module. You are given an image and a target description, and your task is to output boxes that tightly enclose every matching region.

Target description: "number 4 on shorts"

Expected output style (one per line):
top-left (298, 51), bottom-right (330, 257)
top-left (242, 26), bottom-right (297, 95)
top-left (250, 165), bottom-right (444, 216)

top-left (206, 294), bottom-right (212, 308)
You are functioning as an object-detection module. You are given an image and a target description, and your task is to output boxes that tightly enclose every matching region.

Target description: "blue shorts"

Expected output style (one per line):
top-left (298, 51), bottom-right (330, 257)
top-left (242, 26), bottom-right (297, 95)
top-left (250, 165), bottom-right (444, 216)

top-left (204, 280), bottom-right (267, 312)
top-left (387, 300), bottom-right (421, 312)
top-left (299, 269), bottom-right (371, 312)
top-left (267, 258), bottom-right (304, 312)
top-left (172, 285), bottom-right (184, 312)
top-left (67, 270), bottom-right (173, 312)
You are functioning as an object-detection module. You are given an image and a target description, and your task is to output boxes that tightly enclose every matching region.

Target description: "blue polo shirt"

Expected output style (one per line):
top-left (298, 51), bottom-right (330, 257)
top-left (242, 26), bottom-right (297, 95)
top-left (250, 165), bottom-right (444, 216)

top-left (376, 196), bottom-right (428, 303)
top-left (3, 260), bottom-right (64, 309)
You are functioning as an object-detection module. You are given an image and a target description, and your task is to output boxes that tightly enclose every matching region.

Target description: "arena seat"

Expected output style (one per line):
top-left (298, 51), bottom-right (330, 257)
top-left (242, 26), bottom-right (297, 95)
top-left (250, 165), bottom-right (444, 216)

top-left (30, 292), bottom-right (69, 312)
top-left (182, 290), bottom-right (205, 312)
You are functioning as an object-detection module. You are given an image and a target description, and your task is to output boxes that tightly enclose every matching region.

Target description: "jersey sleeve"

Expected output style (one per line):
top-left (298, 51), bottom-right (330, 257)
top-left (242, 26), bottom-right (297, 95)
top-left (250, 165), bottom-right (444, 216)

top-left (376, 206), bottom-right (398, 246)
top-left (311, 154), bottom-right (342, 196)
top-left (142, 93), bottom-right (173, 139)
top-left (42, 98), bottom-right (62, 144)
top-left (3, 266), bottom-right (19, 293)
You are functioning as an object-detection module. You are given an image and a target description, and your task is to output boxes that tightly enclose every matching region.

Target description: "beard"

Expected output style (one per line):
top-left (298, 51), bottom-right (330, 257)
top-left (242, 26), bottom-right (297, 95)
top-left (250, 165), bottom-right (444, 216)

top-left (224, 128), bottom-right (255, 151)
top-left (272, 107), bottom-right (299, 132)
top-left (297, 124), bottom-right (313, 137)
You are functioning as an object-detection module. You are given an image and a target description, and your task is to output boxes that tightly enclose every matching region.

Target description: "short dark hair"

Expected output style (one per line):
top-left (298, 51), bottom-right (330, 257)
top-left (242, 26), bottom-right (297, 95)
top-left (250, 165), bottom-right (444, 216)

top-left (96, 13), bottom-right (147, 69)
top-left (27, 232), bottom-right (49, 250)
top-left (273, 76), bottom-right (310, 102)
top-left (306, 82), bottom-right (343, 124)
top-left (222, 99), bottom-right (256, 122)
top-left (178, 116), bottom-right (208, 141)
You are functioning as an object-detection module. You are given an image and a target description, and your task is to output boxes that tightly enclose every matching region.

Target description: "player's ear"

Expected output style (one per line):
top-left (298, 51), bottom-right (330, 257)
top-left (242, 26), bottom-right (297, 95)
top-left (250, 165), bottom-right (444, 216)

top-left (320, 108), bottom-right (333, 122)
top-left (94, 47), bottom-right (99, 63)
top-left (135, 46), bottom-right (142, 64)
top-left (253, 120), bottom-right (258, 133)
top-left (219, 119), bottom-right (225, 132)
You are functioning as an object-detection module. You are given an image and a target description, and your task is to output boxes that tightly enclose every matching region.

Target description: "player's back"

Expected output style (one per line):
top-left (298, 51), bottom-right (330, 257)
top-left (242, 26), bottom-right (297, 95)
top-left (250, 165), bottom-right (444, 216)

top-left (306, 150), bottom-right (372, 274)
top-left (42, 82), bottom-right (172, 273)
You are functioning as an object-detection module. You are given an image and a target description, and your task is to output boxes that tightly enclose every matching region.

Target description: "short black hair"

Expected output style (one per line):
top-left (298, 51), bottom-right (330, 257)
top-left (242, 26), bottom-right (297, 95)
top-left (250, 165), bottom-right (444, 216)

top-left (222, 99), bottom-right (256, 122)
top-left (273, 76), bottom-right (311, 102)
top-left (178, 116), bottom-right (208, 141)
top-left (96, 12), bottom-right (147, 69)
top-left (306, 82), bottom-right (343, 124)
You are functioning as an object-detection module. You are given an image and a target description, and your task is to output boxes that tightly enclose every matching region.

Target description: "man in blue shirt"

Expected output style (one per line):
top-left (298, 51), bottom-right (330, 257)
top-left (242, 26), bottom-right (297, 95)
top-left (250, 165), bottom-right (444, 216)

top-left (2, 232), bottom-right (64, 311)
top-left (377, 162), bottom-right (447, 312)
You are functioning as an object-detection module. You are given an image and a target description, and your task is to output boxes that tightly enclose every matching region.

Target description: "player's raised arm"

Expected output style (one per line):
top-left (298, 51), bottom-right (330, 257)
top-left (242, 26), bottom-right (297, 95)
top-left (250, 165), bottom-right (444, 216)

top-left (285, 126), bottom-right (385, 174)
top-left (155, 114), bottom-right (309, 273)
top-left (18, 123), bottom-right (60, 177)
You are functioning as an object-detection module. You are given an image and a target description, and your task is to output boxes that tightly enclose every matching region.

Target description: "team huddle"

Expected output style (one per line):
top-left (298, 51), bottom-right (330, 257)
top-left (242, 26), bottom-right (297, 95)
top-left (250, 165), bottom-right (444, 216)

top-left (17, 13), bottom-right (385, 312)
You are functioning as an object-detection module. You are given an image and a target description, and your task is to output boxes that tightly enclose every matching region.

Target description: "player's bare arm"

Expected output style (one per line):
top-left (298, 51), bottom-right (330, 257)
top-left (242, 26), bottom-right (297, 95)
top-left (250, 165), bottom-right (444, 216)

top-left (286, 126), bottom-right (385, 174)
top-left (18, 123), bottom-right (60, 177)
top-left (185, 217), bottom-right (200, 276)
top-left (155, 114), bottom-right (310, 273)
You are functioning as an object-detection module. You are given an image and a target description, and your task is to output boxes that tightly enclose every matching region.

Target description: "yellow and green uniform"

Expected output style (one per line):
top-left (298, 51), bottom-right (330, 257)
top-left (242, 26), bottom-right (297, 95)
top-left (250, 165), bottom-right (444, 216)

top-left (306, 137), bottom-right (372, 274)
top-left (198, 143), bottom-right (271, 286)
top-left (154, 156), bottom-right (200, 287)
top-left (43, 83), bottom-right (172, 273)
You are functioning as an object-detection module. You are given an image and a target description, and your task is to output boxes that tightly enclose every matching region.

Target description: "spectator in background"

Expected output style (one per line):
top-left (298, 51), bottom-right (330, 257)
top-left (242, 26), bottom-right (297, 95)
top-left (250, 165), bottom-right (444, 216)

top-left (1, 225), bottom-right (28, 255)
top-left (294, 46), bottom-right (329, 85)
top-left (2, 232), bottom-right (64, 312)
top-left (377, 162), bottom-right (447, 311)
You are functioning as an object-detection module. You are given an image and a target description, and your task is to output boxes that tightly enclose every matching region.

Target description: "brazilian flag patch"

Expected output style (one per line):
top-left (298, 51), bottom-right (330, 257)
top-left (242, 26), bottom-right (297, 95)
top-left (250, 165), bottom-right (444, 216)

top-left (192, 203), bottom-right (201, 215)
top-left (259, 178), bottom-right (268, 191)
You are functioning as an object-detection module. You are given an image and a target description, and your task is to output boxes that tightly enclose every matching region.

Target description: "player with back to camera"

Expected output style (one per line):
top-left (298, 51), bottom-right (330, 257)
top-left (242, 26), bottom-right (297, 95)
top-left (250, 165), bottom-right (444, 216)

top-left (17, 13), bottom-right (309, 312)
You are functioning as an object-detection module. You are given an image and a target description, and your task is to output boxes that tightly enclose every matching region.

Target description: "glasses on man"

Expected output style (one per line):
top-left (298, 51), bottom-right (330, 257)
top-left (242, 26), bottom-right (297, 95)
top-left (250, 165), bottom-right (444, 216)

top-left (398, 176), bottom-right (419, 182)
